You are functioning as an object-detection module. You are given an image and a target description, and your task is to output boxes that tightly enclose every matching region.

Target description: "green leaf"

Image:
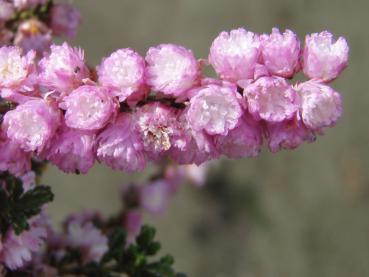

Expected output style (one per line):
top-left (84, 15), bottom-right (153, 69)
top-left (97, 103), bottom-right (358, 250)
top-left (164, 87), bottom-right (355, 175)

top-left (101, 228), bottom-right (126, 264)
top-left (0, 175), bottom-right (54, 235)
top-left (136, 225), bottom-right (156, 250)
top-left (17, 185), bottom-right (54, 216)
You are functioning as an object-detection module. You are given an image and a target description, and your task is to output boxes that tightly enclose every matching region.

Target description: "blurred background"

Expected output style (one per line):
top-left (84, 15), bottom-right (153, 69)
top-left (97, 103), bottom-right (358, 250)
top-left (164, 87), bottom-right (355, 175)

top-left (44, 0), bottom-right (369, 276)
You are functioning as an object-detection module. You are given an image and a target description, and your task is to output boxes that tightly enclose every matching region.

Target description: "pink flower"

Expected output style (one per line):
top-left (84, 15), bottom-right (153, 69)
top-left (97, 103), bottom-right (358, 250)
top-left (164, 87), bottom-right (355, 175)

top-left (0, 46), bottom-right (35, 89)
top-left (96, 113), bottom-right (146, 172)
top-left (296, 81), bottom-right (342, 129)
top-left (135, 102), bottom-right (179, 158)
top-left (166, 163), bottom-right (211, 188)
top-left (182, 163), bottom-right (211, 187)
top-left (169, 109), bottom-right (218, 165)
top-left (145, 44), bottom-right (200, 98)
top-left (60, 85), bottom-right (116, 130)
top-left (214, 114), bottom-right (262, 158)
top-left (243, 76), bottom-right (298, 122)
top-left (97, 48), bottom-right (146, 102)
top-left (187, 84), bottom-right (242, 135)
top-left (65, 221), bottom-right (108, 264)
top-left (45, 124), bottom-right (96, 174)
top-left (209, 28), bottom-right (260, 81)
top-left (50, 4), bottom-right (81, 38)
top-left (0, 1), bottom-right (15, 22)
top-left (13, 0), bottom-right (47, 10)
top-left (2, 99), bottom-right (60, 152)
top-left (38, 43), bottom-right (89, 94)
top-left (303, 31), bottom-right (349, 82)
top-left (123, 210), bottom-right (142, 243)
top-left (139, 180), bottom-right (171, 215)
top-left (0, 132), bottom-right (31, 176)
top-left (260, 28), bottom-right (301, 78)
top-left (20, 171), bottom-right (36, 191)
top-left (0, 219), bottom-right (46, 270)
top-left (14, 19), bottom-right (52, 56)
top-left (64, 210), bottom-right (104, 227)
top-left (266, 117), bottom-right (316, 153)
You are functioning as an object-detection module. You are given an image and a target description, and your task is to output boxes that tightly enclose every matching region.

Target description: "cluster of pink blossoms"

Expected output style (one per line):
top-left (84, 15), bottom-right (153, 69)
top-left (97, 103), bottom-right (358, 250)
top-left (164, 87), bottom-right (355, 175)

top-left (0, 162), bottom-right (210, 272)
top-left (0, 27), bottom-right (348, 176)
top-left (0, 0), bottom-right (80, 55)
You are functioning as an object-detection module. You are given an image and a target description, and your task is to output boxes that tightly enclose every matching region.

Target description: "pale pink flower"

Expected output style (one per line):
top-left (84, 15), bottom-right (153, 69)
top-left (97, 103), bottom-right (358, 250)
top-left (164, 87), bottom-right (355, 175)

top-left (169, 109), bottom-right (218, 165)
top-left (0, 132), bottom-right (31, 176)
top-left (182, 163), bottom-right (211, 187)
top-left (96, 113), bottom-right (146, 172)
top-left (266, 117), bottom-right (316, 153)
top-left (139, 180), bottom-right (171, 215)
top-left (50, 3), bottom-right (80, 38)
top-left (65, 221), bottom-right (108, 264)
top-left (135, 102), bottom-right (179, 158)
top-left (21, 171), bottom-right (36, 192)
top-left (187, 84), bottom-right (242, 135)
top-left (296, 81), bottom-right (342, 129)
top-left (243, 76), bottom-right (298, 122)
top-left (38, 43), bottom-right (89, 94)
top-left (214, 114), bottom-right (262, 158)
top-left (0, 219), bottom-right (46, 270)
top-left (145, 44), bottom-right (200, 97)
top-left (97, 48), bottom-right (146, 102)
top-left (303, 31), bottom-right (349, 82)
top-left (45, 124), bottom-right (96, 174)
top-left (166, 163), bottom-right (212, 188)
top-left (209, 28), bottom-right (260, 81)
top-left (2, 99), bottom-right (60, 152)
top-left (13, 0), bottom-right (47, 10)
top-left (0, 1), bottom-right (15, 22)
top-left (14, 19), bottom-right (52, 56)
top-left (260, 28), bottom-right (301, 78)
top-left (60, 85), bottom-right (116, 130)
top-left (64, 210), bottom-right (104, 227)
top-left (0, 46), bottom-right (35, 89)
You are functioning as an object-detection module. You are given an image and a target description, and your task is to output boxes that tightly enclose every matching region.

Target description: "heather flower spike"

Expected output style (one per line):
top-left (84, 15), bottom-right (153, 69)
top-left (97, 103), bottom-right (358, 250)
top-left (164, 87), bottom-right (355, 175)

top-left (0, 0), bottom-right (350, 274)
top-left (0, 26), bottom-right (348, 174)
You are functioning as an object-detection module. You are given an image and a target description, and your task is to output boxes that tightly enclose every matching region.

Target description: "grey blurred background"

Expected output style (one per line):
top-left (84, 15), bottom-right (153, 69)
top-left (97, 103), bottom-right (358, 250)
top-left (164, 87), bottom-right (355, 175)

top-left (44, 0), bottom-right (369, 276)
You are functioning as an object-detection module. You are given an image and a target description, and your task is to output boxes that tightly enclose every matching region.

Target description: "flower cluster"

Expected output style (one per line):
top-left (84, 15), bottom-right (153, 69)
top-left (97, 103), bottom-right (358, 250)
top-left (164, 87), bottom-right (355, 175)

top-left (0, 27), bottom-right (348, 176)
top-left (3, 213), bottom-right (185, 276)
top-left (0, 0), bottom-right (80, 55)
